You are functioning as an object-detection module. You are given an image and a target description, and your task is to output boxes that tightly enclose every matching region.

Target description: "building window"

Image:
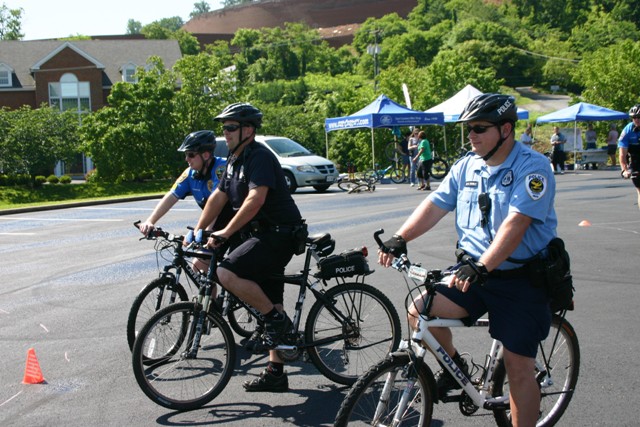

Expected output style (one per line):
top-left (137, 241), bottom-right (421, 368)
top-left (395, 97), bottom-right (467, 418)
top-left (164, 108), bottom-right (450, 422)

top-left (0, 64), bottom-right (13, 87)
top-left (121, 63), bottom-right (137, 83)
top-left (49, 73), bottom-right (91, 114)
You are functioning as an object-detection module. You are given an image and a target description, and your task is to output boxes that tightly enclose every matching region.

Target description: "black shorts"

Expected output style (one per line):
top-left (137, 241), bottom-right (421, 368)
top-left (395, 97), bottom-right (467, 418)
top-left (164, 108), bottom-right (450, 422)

top-left (218, 232), bottom-right (295, 305)
top-left (607, 145), bottom-right (617, 156)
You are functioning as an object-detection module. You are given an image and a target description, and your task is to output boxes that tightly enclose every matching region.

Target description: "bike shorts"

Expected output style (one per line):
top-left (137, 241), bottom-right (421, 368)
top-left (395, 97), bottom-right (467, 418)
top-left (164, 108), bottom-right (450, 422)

top-left (218, 232), bottom-right (295, 305)
top-left (433, 277), bottom-right (551, 358)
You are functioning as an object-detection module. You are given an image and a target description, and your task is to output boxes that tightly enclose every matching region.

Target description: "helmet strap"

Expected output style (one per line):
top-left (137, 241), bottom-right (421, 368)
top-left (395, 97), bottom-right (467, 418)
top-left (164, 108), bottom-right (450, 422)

top-left (229, 124), bottom-right (254, 156)
top-left (194, 153), bottom-right (212, 180)
top-left (482, 122), bottom-right (512, 162)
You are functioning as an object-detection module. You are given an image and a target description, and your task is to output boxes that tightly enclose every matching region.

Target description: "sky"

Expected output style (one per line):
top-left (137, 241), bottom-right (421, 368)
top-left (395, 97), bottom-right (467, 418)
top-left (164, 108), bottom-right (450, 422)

top-left (3, 0), bottom-right (225, 40)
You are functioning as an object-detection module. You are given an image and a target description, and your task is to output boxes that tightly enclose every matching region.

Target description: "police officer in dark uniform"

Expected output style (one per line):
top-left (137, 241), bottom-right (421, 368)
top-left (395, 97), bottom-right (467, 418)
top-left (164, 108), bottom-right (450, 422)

top-left (619, 103), bottom-right (640, 210)
top-left (194, 103), bottom-right (305, 392)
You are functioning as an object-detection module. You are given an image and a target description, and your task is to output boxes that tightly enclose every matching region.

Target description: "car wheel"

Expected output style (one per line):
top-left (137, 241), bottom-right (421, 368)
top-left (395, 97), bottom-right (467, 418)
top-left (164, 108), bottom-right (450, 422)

top-left (283, 171), bottom-right (297, 193)
top-left (313, 184), bottom-right (331, 193)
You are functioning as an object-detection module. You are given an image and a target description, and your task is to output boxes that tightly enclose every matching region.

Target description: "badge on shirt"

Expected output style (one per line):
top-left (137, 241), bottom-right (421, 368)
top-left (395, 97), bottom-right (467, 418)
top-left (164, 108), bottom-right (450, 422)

top-left (215, 165), bottom-right (225, 181)
top-left (207, 179), bottom-right (213, 192)
top-left (465, 181), bottom-right (478, 188)
top-left (501, 170), bottom-right (514, 187)
top-left (525, 174), bottom-right (546, 200)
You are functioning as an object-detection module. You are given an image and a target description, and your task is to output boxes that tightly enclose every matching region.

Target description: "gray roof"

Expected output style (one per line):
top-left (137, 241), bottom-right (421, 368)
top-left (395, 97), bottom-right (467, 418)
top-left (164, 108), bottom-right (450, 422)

top-left (0, 39), bottom-right (182, 90)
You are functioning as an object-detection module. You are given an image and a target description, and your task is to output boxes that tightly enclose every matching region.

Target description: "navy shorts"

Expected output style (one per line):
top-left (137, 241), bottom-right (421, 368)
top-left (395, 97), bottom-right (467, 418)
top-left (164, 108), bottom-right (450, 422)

top-left (435, 277), bottom-right (551, 358)
top-left (218, 232), bottom-right (295, 305)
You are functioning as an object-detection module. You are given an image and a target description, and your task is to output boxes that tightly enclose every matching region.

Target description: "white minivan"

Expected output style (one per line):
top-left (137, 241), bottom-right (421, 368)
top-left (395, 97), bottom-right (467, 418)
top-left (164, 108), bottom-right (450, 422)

top-left (215, 135), bottom-right (339, 193)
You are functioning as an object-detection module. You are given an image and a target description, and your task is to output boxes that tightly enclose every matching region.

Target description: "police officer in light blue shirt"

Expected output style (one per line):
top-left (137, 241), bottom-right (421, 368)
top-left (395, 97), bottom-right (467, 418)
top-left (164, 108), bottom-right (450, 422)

top-left (378, 94), bottom-right (557, 427)
top-left (618, 103), bottom-right (640, 210)
top-left (139, 130), bottom-right (228, 237)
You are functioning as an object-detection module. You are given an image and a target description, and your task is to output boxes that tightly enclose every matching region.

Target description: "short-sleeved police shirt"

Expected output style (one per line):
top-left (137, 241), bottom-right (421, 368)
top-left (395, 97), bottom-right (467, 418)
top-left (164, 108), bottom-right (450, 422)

top-left (170, 157), bottom-right (227, 209)
top-left (220, 142), bottom-right (302, 225)
top-left (428, 143), bottom-right (557, 269)
top-left (618, 122), bottom-right (640, 157)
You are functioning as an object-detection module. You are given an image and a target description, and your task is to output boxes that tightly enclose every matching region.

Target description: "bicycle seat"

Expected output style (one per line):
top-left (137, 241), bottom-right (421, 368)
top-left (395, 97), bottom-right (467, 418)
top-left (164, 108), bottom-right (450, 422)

top-left (308, 233), bottom-right (335, 257)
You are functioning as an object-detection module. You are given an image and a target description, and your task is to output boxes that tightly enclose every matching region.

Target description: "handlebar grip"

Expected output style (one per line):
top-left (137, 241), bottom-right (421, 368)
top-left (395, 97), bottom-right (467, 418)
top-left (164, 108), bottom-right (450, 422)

top-left (373, 229), bottom-right (386, 250)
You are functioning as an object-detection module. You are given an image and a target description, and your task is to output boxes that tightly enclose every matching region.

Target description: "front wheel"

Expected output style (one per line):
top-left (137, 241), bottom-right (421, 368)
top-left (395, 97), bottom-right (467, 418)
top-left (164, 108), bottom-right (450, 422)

top-left (131, 301), bottom-right (236, 411)
top-left (126, 276), bottom-right (189, 351)
top-left (334, 354), bottom-right (435, 426)
top-left (389, 168), bottom-right (405, 183)
top-left (305, 282), bottom-right (401, 385)
top-left (363, 170), bottom-right (379, 184)
top-left (338, 180), bottom-right (358, 192)
top-left (492, 315), bottom-right (580, 427)
top-left (430, 157), bottom-right (449, 180)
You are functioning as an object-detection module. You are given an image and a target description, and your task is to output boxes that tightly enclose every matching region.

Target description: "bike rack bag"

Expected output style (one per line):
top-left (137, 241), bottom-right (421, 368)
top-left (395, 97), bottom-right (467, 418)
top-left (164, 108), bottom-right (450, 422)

top-left (315, 248), bottom-right (372, 279)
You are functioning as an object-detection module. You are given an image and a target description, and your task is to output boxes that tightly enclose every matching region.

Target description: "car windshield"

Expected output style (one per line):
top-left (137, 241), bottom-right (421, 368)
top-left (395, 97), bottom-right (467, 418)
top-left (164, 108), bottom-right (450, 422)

top-left (263, 138), bottom-right (311, 158)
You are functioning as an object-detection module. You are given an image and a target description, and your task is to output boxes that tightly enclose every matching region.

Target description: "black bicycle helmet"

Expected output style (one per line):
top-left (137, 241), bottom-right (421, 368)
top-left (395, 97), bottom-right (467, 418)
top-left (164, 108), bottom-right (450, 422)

top-left (457, 93), bottom-right (518, 124)
top-left (177, 130), bottom-right (216, 152)
top-left (214, 102), bottom-right (263, 128)
top-left (629, 104), bottom-right (640, 118)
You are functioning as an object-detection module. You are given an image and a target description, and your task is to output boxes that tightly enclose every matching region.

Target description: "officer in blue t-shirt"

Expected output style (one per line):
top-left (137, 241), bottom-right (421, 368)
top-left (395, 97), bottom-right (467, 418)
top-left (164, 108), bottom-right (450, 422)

top-left (139, 130), bottom-right (228, 236)
top-left (618, 103), bottom-right (640, 210)
top-left (378, 94), bottom-right (557, 427)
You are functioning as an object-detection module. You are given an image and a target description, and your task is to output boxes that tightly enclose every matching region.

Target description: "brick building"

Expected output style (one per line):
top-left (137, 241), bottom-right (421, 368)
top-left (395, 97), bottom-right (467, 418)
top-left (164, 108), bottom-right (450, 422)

top-left (0, 39), bottom-right (181, 176)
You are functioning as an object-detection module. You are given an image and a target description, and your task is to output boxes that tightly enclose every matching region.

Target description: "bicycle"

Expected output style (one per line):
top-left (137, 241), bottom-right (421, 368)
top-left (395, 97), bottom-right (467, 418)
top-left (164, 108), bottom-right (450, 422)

top-left (131, 232), bottom-right (402, 410)
top-left (127, 221), bottom-right (255, 352)
top-left (337, 175), bottom-right (376, 193)
top-left (334, 229), bottom-right (580, 427)
top-left (364, 163), bottom-right (406, 184)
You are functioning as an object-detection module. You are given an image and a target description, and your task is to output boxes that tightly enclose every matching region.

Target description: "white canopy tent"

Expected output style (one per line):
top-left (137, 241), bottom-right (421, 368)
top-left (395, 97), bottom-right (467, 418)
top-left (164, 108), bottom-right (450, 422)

top-left (426, 84), bottom-right (529, 152)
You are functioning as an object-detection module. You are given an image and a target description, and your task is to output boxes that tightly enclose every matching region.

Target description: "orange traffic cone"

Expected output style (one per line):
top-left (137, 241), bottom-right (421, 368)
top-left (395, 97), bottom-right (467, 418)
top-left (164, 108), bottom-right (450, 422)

top-left (22, 348), bottom-right (45, 384)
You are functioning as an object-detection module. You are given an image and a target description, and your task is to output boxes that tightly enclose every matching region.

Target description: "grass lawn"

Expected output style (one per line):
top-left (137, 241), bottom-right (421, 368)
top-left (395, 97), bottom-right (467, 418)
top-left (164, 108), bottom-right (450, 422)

top-left (0, 180), bottom-right (170, 211)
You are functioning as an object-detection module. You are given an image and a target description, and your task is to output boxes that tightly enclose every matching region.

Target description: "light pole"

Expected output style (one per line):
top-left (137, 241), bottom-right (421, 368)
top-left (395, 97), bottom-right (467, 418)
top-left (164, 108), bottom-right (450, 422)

top-left (367, 29), bottom-right (381, 92)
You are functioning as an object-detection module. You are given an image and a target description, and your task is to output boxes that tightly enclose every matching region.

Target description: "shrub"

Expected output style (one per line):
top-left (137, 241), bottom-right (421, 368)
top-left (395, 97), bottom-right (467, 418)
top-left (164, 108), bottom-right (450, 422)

top-left (34, 175), bottom-right (47, 186)
top-left (0, 174), bottom-right (8, 186)
top-left (85, 169), bottom-right (99, 183)
top-left (59, 175), bottom-right (72, 184)
top-left (46, 174), bottom-right (59, 184)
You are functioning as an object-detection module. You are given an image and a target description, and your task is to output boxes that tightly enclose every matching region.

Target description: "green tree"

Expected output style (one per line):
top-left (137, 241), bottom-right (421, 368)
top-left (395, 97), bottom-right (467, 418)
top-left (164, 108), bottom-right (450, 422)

top-left (0, 4), bottom-right (23, 40)
top-left (573, 40), bottom-right (640, 113)
top-left (126, 19), bottom-right (142, 35)
top-left (190, 1), bottom-right (211, 18)
top-left (81, 58), bottom-right (182, 182)
top-left (569, 6), bottom-right (639, 54)
top-left (0, 106), bottom-right (79, 177)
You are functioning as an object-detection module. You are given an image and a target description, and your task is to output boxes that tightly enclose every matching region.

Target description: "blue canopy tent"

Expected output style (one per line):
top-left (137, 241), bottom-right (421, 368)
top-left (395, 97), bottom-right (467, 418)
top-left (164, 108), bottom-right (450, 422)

top-left (536, 102), bottom-right (627, 168)
top-left (325, 94), bottom-right (444, 169)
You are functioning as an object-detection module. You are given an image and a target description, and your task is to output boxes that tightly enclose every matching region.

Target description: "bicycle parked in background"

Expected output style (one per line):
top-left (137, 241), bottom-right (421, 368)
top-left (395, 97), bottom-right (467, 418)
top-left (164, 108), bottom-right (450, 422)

top-left (364, 163), bottom-right (406, 184)
top-left (334, 230), bottom-right (579, 427)
top-left (131, 231), bottom-right (402, 411)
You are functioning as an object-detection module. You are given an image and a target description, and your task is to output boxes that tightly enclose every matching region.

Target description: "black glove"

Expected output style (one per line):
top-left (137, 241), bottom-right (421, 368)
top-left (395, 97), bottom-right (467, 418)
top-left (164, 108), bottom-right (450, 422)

top-left (382, 234), bottom-right (407, 257)
top-left (454, 259), bottom-right (489, 286)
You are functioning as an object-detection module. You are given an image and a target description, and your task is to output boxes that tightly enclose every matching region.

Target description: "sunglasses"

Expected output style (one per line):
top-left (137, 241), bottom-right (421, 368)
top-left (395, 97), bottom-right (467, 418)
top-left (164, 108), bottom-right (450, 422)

top-left (185, 152), bottom-right (199, 158)
top-left (467, 124), bottom-right (497, 134)
top-left (222, 124), bottom-right (242, 132)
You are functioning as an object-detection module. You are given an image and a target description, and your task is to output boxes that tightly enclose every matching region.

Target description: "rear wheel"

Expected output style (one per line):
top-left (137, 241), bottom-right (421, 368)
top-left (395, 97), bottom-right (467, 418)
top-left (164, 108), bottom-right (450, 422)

top-left (492, 315), bottom-right (580, 427)
top-left (338, 180), bottom-right (358, 192)
top-left (126, 276), bottom-right (189, 351)
top-left (430, 157), bottom-right (449, 180)
top-left (226, 298), bottom-right (258, 338)
top-left (131, 301), bottom-right (236, 411)
top-left (334, 354), bottom-right (434, 426)
top-left (305, 282), bottom-right (401, 385)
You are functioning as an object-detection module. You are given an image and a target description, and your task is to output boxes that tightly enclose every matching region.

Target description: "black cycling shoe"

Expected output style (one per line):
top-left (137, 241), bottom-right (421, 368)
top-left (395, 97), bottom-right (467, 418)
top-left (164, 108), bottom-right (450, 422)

top-left (243, 369), bottom-right (289, 392)
top-left (435, 355), bottom-right (469, 398)
top-left (261, 312), bottom-right (292, 349)
top-left (245, 323), bottom-right (266, 353)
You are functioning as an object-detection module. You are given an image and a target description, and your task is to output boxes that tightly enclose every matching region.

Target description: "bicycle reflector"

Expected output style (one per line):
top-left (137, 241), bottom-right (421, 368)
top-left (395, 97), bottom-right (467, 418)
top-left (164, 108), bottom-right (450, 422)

top-left (361, 246), bottom-right (368, 257)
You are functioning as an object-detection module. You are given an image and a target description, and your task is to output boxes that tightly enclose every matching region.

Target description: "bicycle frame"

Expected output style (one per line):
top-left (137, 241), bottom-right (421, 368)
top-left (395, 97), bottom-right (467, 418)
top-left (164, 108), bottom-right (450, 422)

top-left (189, 234), bottom-right (372, 355)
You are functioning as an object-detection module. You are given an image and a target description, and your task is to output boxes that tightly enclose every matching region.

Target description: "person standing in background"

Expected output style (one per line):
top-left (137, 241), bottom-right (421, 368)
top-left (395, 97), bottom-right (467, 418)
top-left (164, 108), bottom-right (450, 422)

top-left (584, 123), bottom-right (598, 169)
top-left (408, 128), bottom-right (420, 187)
top-left (607, 123), bottom-right (619, 167)
top-left (550, 126), bottom-right (567, 174)
top-left (413, 130), bottom-right (433, 191)
top-left (520, 123), bottom-right (534, 147)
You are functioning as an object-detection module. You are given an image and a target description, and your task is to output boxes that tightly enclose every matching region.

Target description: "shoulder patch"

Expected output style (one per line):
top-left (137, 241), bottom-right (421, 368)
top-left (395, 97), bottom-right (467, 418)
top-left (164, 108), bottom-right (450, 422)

top-left (215, 165), bottom-right (225, 181)
top-left (176, 169), bottom-right (190, 183)
top-left (525, 174), bottom-right (546, 200)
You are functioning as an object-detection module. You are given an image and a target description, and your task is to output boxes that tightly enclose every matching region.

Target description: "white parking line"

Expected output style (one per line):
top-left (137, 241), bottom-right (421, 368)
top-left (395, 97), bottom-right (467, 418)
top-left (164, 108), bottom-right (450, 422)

top-left (0, 232), bottom-right (36, 236)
